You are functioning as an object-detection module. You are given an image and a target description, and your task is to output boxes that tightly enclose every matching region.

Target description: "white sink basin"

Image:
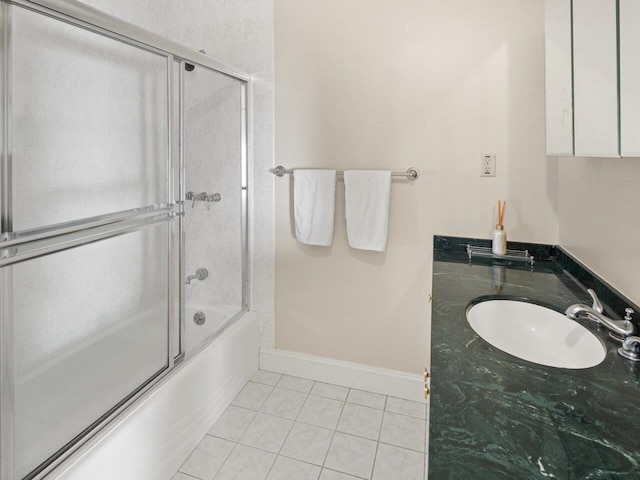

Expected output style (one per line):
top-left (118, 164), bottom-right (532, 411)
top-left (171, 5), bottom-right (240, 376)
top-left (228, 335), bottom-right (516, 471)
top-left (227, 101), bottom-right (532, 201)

top-left (466, 300), bottom-right (606, 369)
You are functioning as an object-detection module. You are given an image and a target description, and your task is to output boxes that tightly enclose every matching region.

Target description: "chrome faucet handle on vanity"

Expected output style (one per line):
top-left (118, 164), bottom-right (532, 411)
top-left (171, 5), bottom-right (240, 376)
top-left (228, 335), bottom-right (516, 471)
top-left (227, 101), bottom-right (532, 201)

top-left (565, 289), bottom-right (635, 338)
top-left (619, 335), bottom-right (640, 362)
top-left (587, 288), bottom-right (604, 313)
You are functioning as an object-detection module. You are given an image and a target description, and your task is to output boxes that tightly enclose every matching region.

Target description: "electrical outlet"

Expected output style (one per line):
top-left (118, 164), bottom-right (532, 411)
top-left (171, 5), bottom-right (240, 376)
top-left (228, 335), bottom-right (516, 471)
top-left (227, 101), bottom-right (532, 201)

top-left (480, 154), bottom-right (496, 177)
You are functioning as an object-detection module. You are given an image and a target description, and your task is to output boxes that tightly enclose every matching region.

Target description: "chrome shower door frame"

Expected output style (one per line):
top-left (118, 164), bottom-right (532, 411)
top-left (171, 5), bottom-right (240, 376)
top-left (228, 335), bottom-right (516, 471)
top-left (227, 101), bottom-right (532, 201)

top-left (0, 0), bottom-right (251, 478)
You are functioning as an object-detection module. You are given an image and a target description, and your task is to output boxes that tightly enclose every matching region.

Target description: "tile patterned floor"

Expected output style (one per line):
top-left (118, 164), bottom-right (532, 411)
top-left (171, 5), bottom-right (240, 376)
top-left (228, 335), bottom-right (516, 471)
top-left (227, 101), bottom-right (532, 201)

top-left (172, 371), bottom-right (428, 480)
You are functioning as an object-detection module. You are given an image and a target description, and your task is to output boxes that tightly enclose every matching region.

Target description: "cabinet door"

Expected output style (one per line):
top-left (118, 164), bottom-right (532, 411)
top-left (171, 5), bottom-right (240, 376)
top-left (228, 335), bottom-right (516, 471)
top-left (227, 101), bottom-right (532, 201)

top-left (573, 0), bottom-right (619, 157)
top-left (620, 0), bottom-right (640, 156)
top-left (545, 0), bottom-right (573, 156)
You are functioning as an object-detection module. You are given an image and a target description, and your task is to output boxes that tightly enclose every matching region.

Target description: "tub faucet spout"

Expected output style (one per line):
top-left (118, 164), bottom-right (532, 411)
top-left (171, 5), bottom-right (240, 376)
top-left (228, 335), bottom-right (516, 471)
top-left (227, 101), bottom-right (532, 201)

top-left (186, 268), bottom-right (208, 285)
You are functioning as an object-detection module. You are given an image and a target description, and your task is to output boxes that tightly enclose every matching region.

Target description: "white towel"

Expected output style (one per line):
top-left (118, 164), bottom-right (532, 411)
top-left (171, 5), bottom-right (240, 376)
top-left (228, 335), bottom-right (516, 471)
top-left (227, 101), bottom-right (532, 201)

top-left (344, 170), bottom-right (392, 252)
top-left (294, 169), bottom-right (337, 246)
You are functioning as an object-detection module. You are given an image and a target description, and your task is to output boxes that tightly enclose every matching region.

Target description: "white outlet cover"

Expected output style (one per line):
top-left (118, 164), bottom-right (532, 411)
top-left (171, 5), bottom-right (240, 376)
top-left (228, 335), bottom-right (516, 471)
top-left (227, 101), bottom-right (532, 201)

top-left (480, 153), bottom-right (496, 177)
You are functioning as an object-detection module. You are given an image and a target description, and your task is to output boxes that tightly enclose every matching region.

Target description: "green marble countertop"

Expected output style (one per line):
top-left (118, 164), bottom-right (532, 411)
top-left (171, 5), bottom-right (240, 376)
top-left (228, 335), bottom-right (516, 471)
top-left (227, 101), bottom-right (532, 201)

top-left (428, 246), bottom-right (640, 479)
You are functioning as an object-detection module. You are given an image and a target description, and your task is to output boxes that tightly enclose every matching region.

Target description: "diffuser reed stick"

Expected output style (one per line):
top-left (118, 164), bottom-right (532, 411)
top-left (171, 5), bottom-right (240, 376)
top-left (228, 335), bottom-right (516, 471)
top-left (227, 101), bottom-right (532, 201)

top-left (497, 200), bottom-right (506, 226)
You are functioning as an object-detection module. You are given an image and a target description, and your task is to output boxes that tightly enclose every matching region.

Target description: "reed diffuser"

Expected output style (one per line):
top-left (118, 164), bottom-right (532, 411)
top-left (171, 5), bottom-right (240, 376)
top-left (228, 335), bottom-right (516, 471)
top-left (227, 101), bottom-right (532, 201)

top-left (492, 200), bottom-right (507, 255)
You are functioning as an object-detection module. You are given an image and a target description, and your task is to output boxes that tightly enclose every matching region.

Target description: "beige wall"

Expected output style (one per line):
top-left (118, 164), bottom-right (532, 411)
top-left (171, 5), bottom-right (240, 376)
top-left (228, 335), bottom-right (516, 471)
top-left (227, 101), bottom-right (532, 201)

top-left (274, 0), bottom-right (558, 374)
top-left (558, 158), bottom-right (640, 303)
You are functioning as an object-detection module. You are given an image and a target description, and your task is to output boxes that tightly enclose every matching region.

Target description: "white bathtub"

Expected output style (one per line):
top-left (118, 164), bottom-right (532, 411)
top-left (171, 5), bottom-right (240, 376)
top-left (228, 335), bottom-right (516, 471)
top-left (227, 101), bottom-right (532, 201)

top-left (184, 304), bottom-right (245, 355)
top-left (54, 311), bottom-right (259, 480)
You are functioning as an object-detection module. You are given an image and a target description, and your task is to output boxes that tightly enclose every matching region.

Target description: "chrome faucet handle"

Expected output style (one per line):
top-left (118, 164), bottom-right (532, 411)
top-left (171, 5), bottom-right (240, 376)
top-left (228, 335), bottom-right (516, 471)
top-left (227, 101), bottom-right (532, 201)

top-left (625, 308), bottom-right (634, 322)
top-left (618, 335), bottom-right (640, 361)
top-left (587, 289), bottom-right (604, 314)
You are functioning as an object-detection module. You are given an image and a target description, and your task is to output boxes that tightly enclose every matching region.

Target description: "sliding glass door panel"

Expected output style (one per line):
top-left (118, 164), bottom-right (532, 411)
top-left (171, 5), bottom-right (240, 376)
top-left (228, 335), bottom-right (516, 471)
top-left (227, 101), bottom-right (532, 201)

top-left (7, 223), bottom-right (170, 479)
top-left (10, 6), bottom-right (170, 232)
top-left (182, 64), bottom-right (244, 354)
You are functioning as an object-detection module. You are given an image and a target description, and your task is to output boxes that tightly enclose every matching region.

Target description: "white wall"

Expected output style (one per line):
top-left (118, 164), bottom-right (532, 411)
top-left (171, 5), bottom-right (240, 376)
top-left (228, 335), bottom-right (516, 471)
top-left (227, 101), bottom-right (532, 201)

top-left (274, 0), bottom-right (558, 374)
top-left (558, 157), bottom-right (640, 303)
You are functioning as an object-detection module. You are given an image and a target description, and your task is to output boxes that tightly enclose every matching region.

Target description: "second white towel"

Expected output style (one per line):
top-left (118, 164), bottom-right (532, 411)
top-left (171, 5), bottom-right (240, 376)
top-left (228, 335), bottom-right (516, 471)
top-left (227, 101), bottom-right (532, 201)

top-left (343, 170), bottom-right (392, 252)
top-left (294, 169), bottom-right (337, 246)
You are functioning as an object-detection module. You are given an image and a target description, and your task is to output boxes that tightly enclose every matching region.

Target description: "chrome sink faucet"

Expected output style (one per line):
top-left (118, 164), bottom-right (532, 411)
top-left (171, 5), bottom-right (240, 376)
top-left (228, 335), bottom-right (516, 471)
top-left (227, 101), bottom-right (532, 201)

top-left (565, 289), bottom-right (635, 338)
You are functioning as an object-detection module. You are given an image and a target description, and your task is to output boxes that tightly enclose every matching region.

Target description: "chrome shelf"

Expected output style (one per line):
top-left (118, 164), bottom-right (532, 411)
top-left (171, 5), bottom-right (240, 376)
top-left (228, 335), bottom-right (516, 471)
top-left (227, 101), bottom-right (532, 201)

top-left (466, 244), bottom-right (535, 266)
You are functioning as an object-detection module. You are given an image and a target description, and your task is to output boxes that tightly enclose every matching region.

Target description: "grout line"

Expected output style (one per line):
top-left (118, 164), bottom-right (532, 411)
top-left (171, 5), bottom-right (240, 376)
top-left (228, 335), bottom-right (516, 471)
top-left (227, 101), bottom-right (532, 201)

top-left (320, 467), bottom-right (368, 480)
top-left (370, 440), bottom-right (380, 480)
top-left (196, 438), bottom-right (237, 480)
top-left (377, 439), bottom-right (426, 455)
top-left (320, 390), bottom-right (349, 469)
top-left (370, 399), bottom-right (386, 480)
top-left (174, 472), bottom-right (202, 480)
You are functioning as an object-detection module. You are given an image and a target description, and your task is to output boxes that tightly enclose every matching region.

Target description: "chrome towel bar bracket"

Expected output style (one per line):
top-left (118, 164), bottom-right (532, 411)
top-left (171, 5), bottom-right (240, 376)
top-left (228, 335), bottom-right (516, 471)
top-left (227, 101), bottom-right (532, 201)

top-left (272, 165), bottom-right (420, 180)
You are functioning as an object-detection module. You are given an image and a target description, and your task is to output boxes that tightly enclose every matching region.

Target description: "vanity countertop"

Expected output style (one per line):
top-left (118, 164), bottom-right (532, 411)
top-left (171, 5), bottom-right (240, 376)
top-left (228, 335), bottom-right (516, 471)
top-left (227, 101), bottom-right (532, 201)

top-left (428, 237), bottom-right (640, 479)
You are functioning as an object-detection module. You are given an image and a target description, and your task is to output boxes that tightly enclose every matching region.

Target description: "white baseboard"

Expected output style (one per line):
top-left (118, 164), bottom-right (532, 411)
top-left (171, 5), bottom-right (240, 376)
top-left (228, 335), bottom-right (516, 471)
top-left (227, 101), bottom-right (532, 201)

top-left (260, 348), bottom-right (425, 402)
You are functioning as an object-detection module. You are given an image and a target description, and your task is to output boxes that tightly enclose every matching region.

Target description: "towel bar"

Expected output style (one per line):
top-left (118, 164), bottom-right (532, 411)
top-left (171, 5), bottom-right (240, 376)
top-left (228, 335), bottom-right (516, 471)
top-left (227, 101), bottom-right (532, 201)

top-left (272, 165), bottom-right (420, 180)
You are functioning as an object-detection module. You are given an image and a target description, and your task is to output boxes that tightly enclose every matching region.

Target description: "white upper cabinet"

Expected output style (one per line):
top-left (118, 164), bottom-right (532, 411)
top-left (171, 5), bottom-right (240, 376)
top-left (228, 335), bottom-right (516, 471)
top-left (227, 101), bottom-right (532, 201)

top-left (573, 0), bottom-right (619, 157)
top-left (545, 0), bottom-right (573, 156)
top-left (620, 0), bottom-right (640, 156)
top-left (544, 0), bottom-right (637, 158)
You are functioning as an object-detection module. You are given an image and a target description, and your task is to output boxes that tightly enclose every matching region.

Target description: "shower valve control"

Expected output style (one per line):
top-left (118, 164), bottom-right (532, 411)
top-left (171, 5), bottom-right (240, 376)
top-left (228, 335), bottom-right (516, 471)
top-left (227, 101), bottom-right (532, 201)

top-left (185, 191), bottom-right (221, 208)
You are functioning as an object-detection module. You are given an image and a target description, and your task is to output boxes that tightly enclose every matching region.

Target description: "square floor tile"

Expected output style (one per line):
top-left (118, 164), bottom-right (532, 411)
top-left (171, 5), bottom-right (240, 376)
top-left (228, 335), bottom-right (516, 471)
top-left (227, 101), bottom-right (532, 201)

top-left (280, 422), bottom-right (334, 465)
top-left (277, 375), bottom-right (315, 393)
top-left (346, 389), bottom-right (386, 410)
top-left (260, 387), bottom-right (308, 420)
top-left (239, 413), bottom-right (293, 453)
top-left (324, 432), bottom-right (377, 479)
top-left (213, 444), bottom-right (275, 480)
top-left (310, 382), bottom-right (349, 401)
top-left (179, 435), bottom-right (234, 480)
top-left (385, 397), bottom-right (426, 420)
top-left (319, 470), bottom-right (361, 480)
top-left (337, 403), bottom-right (383, 441)
top-left (252, 370), bottom-right (282, 386)
top-left (297, 395), bottom-right (344, 429)
top-left (208, 406), bottom-right (256, 442)
top-left (372, 443), bottom-right (424, 480)
top-left (379, 412), bottom-right (425, 452)
top-left (266, 456), bottom-right (321, 480)
top-left (231, 382), bottom-right (273, 411)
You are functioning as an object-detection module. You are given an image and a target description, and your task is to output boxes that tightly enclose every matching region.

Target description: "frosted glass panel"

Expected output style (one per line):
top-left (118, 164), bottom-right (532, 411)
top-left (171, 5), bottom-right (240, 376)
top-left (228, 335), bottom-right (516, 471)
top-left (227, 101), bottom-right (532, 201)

top-left (11, 7), bottom-right (169, 231)
top-left (183, 65), bottom-right (243, 353)
top-left (8, 224), bottom-right (170, 479)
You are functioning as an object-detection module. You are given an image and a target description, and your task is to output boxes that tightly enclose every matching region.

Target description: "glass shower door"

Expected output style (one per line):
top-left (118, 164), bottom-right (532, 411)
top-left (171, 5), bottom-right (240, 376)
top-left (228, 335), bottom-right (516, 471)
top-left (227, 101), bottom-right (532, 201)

top-left (181, 62), bottom-right (247, 355)
top-left (1, 4), bottom-right (178, 479)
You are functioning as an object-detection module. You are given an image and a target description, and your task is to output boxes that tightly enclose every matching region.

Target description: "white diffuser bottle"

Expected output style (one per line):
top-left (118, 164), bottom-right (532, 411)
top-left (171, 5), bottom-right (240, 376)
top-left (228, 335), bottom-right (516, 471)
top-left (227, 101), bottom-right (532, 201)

top-left (492, 224), bottom-right (507, 255)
